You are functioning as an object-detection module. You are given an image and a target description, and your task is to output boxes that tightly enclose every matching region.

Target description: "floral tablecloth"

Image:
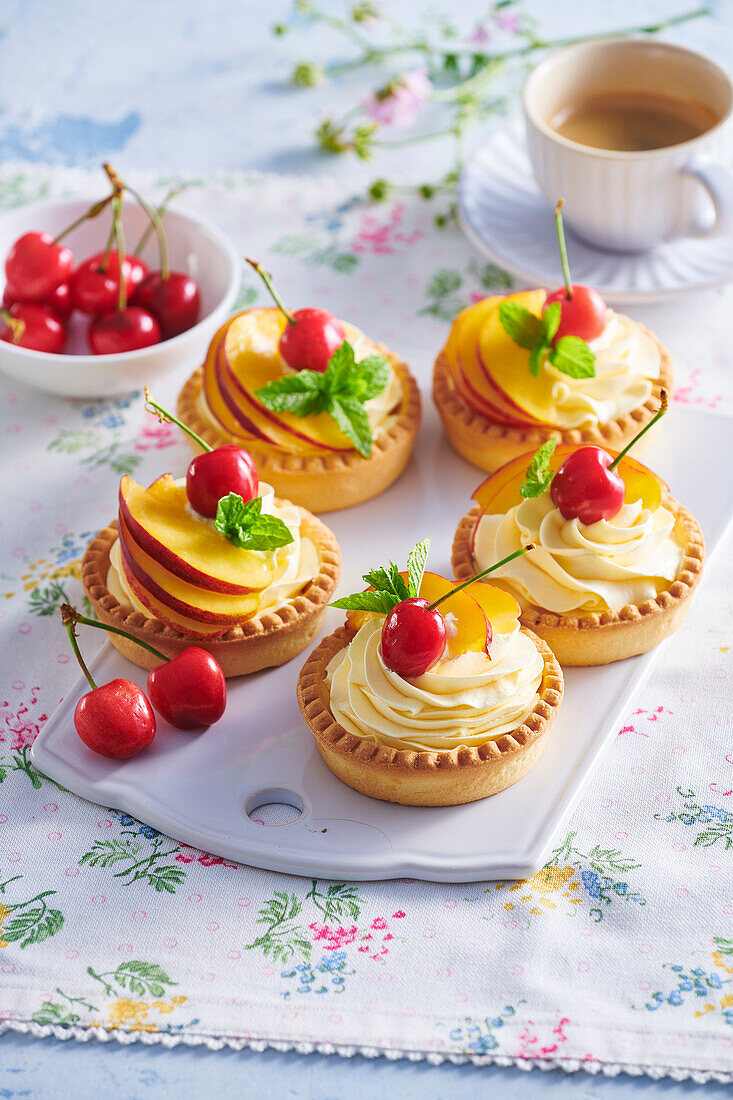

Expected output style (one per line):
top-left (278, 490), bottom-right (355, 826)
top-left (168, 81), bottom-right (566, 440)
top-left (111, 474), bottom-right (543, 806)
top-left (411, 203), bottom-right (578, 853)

top-left (0, 165), bottom-right (732, 1083)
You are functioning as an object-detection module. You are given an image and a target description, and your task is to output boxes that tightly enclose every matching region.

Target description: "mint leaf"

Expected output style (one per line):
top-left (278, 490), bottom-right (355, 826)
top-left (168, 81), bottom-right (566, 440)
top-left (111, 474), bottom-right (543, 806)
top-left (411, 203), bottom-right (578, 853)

top-left (255, 370), bottom-right (326, 415)
top-left (331, 538), bottom-right (432, 615)
top-left (540, 300), bottom-right (561, 344)
top-left (520, 438), bottom-right (557, 498)
top-left (528, 343), bottom-right (545, 378)
top-left (214, 493), bottom-right (294, 551)
top-left (549, 336), bottom-right (596, 378)
top-left (406, 537), bottom-right (430, 598)
top-left (498, 302), bottom-right (542, 349)
top-left (342, 355), bottom-right (390, 402)
top-left (331, 590), bottom-right (400, 613)
top-left (255, 339), bottom-right (389, 458)
top-left (328, 395), bottom-right (373, 457)
top-left (322, 340), bottom-right (356, 394)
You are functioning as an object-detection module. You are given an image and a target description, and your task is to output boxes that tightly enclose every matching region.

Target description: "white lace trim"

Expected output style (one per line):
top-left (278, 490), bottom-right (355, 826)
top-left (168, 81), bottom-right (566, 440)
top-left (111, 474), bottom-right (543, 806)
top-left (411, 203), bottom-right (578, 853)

top-left (1, 1020), bottom-right (731, 1083)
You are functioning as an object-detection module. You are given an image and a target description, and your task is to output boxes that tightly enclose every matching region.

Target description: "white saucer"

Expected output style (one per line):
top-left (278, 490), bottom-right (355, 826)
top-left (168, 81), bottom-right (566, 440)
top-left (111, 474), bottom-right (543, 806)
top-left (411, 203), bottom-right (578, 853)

top-left (459, 125), bottom-right (733, 304)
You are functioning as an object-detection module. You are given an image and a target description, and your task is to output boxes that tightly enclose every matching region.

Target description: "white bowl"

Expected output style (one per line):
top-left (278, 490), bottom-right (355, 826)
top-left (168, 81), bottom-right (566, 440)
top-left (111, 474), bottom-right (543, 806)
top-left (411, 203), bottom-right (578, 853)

top-left (0, 198), bottom-right (240, 397)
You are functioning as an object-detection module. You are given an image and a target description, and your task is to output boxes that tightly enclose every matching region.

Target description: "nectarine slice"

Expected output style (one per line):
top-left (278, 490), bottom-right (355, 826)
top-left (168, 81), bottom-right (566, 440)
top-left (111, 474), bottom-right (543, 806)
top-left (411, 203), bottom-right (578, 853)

top-left (417, 572), bottom-right (489, 658)
top-left (463, 581), bottom-right (520, 636)
top-left (119, 517), bottom-right (261, 625)
top-left (119, 475), bottom-right (275, 594)
top-left (477, 289), bottom-right (572, 427)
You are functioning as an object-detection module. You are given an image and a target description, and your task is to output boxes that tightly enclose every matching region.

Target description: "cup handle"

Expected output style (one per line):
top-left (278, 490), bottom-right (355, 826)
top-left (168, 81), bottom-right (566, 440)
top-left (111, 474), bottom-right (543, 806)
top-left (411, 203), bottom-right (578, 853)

top-left (680, 157), bottom-right (733, 237)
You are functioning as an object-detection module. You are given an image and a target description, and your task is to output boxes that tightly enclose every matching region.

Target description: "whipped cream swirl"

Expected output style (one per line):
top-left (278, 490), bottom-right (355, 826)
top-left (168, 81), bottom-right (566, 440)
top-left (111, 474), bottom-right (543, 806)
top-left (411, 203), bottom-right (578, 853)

top-left (548, 311), bottom-right (661, 429)
top-left (474, 493), bottom-right (684, 615)
top-left (326, 618), bottom-right (543, 752)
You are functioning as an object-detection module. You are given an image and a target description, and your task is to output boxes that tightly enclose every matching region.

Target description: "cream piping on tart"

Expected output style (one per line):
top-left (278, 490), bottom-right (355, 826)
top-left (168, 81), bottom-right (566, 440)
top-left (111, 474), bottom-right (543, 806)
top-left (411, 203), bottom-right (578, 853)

top-left (472, 492), bottom-right (685, 615)
top-left (196, 307), bottom-right (403, 455)
top-left (325, 617), bottom-right (543, 752)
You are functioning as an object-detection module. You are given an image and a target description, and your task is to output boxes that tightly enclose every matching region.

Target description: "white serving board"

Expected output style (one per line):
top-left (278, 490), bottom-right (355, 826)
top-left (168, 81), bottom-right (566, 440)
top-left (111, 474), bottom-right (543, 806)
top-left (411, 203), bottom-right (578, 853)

top-left (32, 405), bottom-right (733, 882)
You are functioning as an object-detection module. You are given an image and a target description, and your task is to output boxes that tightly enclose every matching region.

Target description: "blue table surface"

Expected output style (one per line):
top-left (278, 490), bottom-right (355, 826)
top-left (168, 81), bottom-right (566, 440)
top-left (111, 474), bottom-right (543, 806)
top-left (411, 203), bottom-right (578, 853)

top-left (2, 0), bottom-right (731, 1094)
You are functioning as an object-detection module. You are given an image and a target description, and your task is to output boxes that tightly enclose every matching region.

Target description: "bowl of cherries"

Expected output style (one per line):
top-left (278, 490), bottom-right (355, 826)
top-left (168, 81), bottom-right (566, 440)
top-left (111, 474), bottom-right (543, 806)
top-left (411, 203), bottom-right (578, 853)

top-left (0, 164), bottom-right (239, 398)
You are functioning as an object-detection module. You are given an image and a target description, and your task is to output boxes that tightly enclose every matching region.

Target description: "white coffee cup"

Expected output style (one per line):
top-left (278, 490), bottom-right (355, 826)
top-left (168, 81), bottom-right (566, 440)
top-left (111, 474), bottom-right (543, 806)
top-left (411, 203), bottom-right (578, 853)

top-left (523, 37), bottom-right (733, 252)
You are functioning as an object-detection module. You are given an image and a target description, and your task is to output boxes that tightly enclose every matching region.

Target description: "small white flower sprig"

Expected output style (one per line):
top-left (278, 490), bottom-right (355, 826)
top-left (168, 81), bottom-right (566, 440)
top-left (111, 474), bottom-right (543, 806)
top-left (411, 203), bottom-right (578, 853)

top-left (274, 1), bottom-right (710, 227)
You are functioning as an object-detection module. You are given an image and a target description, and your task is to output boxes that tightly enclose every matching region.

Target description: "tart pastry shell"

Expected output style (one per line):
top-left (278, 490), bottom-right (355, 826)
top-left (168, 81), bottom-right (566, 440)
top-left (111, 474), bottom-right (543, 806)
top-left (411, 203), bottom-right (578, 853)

top-left (452, 496), bottom-right (704, 667)
top-left (297, 625), bottom-right (563, 807)
top-left (432, 324), bottom-right (674, 474)
top-left (81, 507), bottom-right (340, 678)
top-left (177, 338), bottom-right (421, 513)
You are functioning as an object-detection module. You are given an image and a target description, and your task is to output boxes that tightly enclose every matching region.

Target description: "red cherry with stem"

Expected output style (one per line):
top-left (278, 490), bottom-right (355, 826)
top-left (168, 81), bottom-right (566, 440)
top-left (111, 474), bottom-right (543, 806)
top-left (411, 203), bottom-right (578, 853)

top-left (379, 546), bottom-right (535, 678)
top-left (133, 271), bottom-right (201, 339)
top-left (75, 679), bottom-right (156, 758)
top-left (4, 280), bottom-right (73, 320)
top-left (61, 609), bottom-right (156, 758)
top-left (61, 604), bottom-right (227, 733)
top-left (88, 307), bottom-right (161, 354)
top-left (145, 389), bottom-right (259, 517)
top-left (543, 200), bottom-right (607, 343)
top-left (550, 391), bottom-right (669, 525)
top-left (246, 258), bottom-right (344, 373)
top-left (1, 303), bottom-right (66, 354)
top-left (4, 231), bottom-right (74, 301)
top-left (148, 647), bottom-right (226, 730)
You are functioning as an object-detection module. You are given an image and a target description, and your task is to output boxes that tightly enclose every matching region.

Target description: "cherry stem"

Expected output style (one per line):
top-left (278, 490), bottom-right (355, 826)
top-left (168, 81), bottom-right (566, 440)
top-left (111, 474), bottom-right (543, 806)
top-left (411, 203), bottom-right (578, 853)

top-left (554, 199), bottom-right (573, 300)
top-left (106, 164), bottom-right (170, 280)
top-left (98, 222), bottom-right (115, 274)
top-left (608, 389), bottom-right (668, 471)
top-left (51, 193), bottom-right (116, 245)
top-left (0, 308), bottom-right (24, 344)
top-left (246, 258), bottom-right (295, 325)
top-left (111, 195), bottom-right (127, 311)
top-left (61, 607), bottom-right (98, 691)
top-left (61, 603), bottom-right (169, 664)
top-left (144, 386), bottom-right (212, 452)
top-left (133, 185), bottom-right (185, 256)
top-left (427, 545), bottom-right (535, 610)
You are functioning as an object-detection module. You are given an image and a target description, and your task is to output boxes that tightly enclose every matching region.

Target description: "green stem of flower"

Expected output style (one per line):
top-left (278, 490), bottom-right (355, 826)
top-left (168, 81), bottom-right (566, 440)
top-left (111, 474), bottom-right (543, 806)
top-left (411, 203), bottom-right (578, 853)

top-left (428, 546), bottom-right (534, 610)
top-left (62, 612), bottom-right (98, 692)
top-left (61, 602), bottom-right (169, 664)
top-left (51, 194), bottom-right (115, 245)
top-left (245, 258), bottom-right (295, 325)
top-left (321, 6), bottom-right (708, 75)
top-left (376, 126), bottom-right (456, 148)
top-left (144, 386), bottom-right (212, 452)
top-left (111, 195), bottom-right (127, 311)
top-left (608, 391), bottom-right (668, 471)
top-left (554, 199), bottom-right (573, 300)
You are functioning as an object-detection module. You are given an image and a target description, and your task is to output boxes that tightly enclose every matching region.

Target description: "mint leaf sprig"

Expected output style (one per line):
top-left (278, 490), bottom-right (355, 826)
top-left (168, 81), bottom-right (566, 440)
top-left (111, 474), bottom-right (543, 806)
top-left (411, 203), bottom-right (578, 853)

top-left (499, 299), bottom-right (596, 380)
top-left (520, 438), bottom-right (558, 498)
top-left (215, 493), bottom-right (294, 552)
top-left (331, 537), bottom-right (430, 613)
top-left (255, 340), bottom-right (389, 458)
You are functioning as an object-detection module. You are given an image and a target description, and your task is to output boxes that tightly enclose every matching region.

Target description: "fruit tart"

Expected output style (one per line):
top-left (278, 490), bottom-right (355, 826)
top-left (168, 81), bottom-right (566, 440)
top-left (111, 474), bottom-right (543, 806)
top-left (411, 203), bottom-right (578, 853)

top-left (298, 539), bottom-right (563, 806)
top-left (81, 394), bottom-right (340, 678)
top-left (433, 202), bottom-right (672, 473)
top-left (177, 261), bottom-right (421, 513)
top-left (451, 395), bottom-right (704, 666)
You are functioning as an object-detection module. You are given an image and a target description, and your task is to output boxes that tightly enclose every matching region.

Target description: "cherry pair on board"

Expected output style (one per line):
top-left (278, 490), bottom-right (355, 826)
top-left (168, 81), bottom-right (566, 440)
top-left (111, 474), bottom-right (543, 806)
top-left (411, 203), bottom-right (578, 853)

top-left (63, 606), bottom-right (227, 760)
